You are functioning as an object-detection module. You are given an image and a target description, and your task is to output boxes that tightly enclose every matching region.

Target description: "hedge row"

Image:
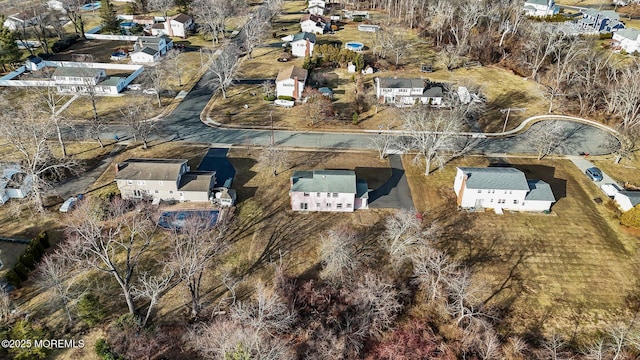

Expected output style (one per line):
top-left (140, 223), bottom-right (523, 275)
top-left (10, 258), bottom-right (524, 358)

top-left (4, 231), bottom-right (50, 287)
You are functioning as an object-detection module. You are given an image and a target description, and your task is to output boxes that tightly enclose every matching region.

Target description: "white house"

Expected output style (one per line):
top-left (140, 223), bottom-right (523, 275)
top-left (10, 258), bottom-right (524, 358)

top-left (3, 12), bottom-right (41, 31)
top-left (47, 0), bottom-right (65, 12)
top-left (523, 0), bottom-right (558, 17)
top-left (52, 67), bottom-right (123, 95)
top-left (614, 191), bottom-right (640, 212)
top-left (289, 32), bottom-right (316, 57)
top-left (300, 14), bottom-right (329, 34)
top-left (453, 167), bottom-right (556, 212)
top-left (613, 28), bottom-right (640, 53)
top-left (290, 170), bottom-right (369, 212)
top-left (0, 164), bottom-right (32, 205)
top-left (25, 55), bottom-right (45, 71)
top-left (115, 159), bottom-right (216, 202)
top-left (276, 65), bottom-right (308, 100)
top-left (307, 4), bottom-right (325, 15)
top-left (130, 36), bottom-right (173, 63)
top-left (375, 77), bottom-right (444, 106)
top-left (151, 13), bottom-right (194, 38)
top-left (308, 0), bottom-right (326, 8)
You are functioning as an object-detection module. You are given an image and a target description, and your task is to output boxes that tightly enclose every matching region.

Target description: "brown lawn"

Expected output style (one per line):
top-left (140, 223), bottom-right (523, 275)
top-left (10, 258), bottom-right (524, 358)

top-left (404, 155), bottom-right (640, 336)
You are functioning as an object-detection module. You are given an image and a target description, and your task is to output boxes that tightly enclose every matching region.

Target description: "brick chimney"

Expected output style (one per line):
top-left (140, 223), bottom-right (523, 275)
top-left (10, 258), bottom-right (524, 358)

top-left (293, 76), bottom-right (299, 100)
top-left (305, 38), bottom-right (310, 57)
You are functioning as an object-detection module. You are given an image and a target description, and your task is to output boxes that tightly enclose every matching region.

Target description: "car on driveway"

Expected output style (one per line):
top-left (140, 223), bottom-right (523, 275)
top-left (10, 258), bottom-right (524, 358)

top-left (586, 167), bottom-right (603, 182)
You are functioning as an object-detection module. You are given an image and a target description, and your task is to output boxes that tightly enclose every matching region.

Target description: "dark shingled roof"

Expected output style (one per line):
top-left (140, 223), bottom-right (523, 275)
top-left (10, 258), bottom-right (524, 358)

top-left (276, 65), bottom-right (308, 82)
top-left (178, 171), bottom-right (215, 192)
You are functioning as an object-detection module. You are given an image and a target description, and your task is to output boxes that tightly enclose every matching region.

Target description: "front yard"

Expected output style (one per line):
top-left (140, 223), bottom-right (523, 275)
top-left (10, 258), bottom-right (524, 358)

top-left (404, 155), bottom-right (640, 336)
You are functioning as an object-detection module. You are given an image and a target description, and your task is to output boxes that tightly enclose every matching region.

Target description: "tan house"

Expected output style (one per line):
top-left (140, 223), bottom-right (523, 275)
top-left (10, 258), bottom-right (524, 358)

top-left (276, 65), bottom-right (308, 100)
top-left (115, 159), bottom-right (216, 202)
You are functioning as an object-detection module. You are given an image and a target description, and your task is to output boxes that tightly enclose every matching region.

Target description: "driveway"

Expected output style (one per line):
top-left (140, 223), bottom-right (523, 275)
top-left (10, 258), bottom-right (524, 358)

top-left (569, 156), bottom-right (617, 184)
top-left (368, 155), bottom-right (415, 210)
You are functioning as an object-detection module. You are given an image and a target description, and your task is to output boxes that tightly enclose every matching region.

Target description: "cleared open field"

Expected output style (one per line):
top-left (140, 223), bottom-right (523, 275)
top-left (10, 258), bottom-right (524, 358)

top-left (404, 155), bottom-right (640, 336)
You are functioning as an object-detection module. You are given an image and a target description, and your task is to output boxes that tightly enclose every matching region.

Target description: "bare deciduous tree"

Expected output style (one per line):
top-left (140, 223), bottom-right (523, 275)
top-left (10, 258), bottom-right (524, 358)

top-left (0, 103), bottom-right (77, 212)
top-left (34, 254), bottom-right (80, 323)
top-left (141, 65), bottom-right (165, 107)
top-left (526, 120), bottom-right (566, 160)
top-left (0, 284), bottom-right (12, 325)
top-left (63, 198), bottom-right (157, 315)
top-left (32, 86), bottom-right (70, 158)
top-left (370, 124), bottom-right (397, 159)
top-left (446, 268), bottom-right (484, 326)
top-left (243, 16), bottom-right (267, 60)
top-left (61, 0), bottom-right (87, 38)
top-left (166, 214), bottom-right (229, 318)
top-left (353, 273), bottom-right (403, 338)
top-left (258, 144), bottom-right (289, 176)
top-left (162, 48), bottom-right (187, 87)
top-left (191, 0), bottom-right (243, 45)
top-left (401, 107), bottom-right (466, 176)
top-left (208, 45), bottom-right (241, 99)
top-left (131, 269), bottom-right (173, 327)
top-left (382, 209), bottom-right (421, 270)
top-left (318, 227), bottom-right (368, 283)
top-left (120, 102), bottom-right (157, 149)
top-left (411, 246), bottom-right (458, 302)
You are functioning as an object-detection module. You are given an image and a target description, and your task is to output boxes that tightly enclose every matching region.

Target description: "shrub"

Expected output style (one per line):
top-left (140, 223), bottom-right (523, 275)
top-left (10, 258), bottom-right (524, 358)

top-left (263, 95), bottom-right (276, 101)
top-left (277, 95), bottom-right (294, 101)
top-left (12, 262), bottom-right (28, 281)
top-left (19, 253), bottom-right (36, 270)
top-left (96, 338), bottom-right (124, 360)
top-left (8, 320), bottom-right (50, 360)
top-left (37, 231), bottom-right (50, 248)
top-left (4, 269), bottom-right (21, 287)
top-left (352, 112), bottom-right (359, 125)
top-left (78, 294), bottom-right (107, 326)
top-left (621, 49), bottom-right (628, 55)
top-left (599, 32), bottom-right (613, 40)
top-left (621, 205), bottom-right (640, 228)
top-left (52, 34), bottom-right (79, 53)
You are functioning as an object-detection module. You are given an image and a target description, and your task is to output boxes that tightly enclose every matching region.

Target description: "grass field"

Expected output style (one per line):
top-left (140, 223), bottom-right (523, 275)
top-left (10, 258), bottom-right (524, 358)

top-left (404, 155), bottom-right (640, 337)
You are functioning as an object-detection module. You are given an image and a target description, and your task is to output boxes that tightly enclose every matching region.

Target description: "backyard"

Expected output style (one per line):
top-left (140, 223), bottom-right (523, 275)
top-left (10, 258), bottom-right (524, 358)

top-left (404, 154), bottom-right (640, 336)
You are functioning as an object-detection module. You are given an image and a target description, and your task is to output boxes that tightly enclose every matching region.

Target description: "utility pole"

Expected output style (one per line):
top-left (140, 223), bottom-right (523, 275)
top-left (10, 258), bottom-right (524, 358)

top-left (500, 108), bottom-right (526, 133)
top-left (270, 111), bottom-right (274, 146)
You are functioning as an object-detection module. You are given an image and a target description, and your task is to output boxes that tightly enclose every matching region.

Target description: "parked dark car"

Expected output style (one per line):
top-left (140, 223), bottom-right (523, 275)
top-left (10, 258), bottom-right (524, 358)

top-left (585, 167), bottom-right (603, 182)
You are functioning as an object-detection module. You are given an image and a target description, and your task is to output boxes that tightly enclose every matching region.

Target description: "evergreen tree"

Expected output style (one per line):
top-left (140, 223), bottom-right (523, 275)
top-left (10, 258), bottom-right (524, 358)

top-left (0, 16), bottom-right (22, 72)
top-left (100, 0), bottom-right (120, 33)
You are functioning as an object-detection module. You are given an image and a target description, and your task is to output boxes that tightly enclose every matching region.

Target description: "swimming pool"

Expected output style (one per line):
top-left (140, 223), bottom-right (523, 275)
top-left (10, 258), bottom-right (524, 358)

top-left (120, 22), bottom-right (135, 29)
top-left (345, 41), bottom-right (364, 52)
top-left (158, 210), bottom-right (220, 230)
top-left (81, 2), bottom-right (101, 11)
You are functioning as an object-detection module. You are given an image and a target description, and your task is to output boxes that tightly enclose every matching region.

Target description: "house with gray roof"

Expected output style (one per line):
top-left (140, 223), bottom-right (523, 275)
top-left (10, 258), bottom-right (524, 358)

top-left (290, 170), bottom-right (368, 212)
top-left (375, 77), bottom-right (444, 106)
top-left (454, 167), bottom-right (556, 212)
top-left (115, 159), bottom-right (216, 202)
top-left (523, 0), bottom-right (558, 17)
top-left (578, 9), bottom-right (625, 33)
top-left (613, 27), bottom-right (640, 53)
top-left (289, 32), bottom-right (316, 57)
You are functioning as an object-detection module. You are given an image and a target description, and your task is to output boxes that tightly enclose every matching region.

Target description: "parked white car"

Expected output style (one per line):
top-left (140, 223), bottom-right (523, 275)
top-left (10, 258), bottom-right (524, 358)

top-left (143, 88), bottom-right (158, 95)
top-left (126, 84), bottom-right (142, 91)
top-left (274, 99), bottom-right (294, 108)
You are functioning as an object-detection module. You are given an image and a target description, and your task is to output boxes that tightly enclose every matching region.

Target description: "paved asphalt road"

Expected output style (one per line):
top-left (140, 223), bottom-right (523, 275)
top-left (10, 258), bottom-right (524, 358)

top-left (368, 154), bottom-right (415, 210)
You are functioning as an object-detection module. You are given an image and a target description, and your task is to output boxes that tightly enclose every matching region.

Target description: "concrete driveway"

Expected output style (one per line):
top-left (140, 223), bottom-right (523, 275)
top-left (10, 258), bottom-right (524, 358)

top-left (568, 156), bottom-right (617, 184)
top-left (368, 155), bottom-right (415, 210)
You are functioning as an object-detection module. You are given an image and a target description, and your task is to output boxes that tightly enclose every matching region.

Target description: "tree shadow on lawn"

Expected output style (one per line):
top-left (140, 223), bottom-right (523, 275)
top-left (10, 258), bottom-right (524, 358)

top-left (482, 89), bottom-right (534, 131)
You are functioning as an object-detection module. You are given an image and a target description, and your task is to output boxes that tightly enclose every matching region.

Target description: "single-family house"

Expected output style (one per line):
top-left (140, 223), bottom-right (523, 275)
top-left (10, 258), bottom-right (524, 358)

top-left (290, 32), bottom-right (316, 57)
top-left (309, 0), bottom-right (326, 8)
top-left (523, 0), bottom-right (558, 17)
top-left (579, 9), bottom-right (625, 33)
top-left (276, 65), bottom-right (308, 100)
top-left (453, 167), bottom-right (556, 212)
top-left (308, 4), bottom-right (325, 15)
top-left (614, 191), bottom-right (640, 212)
top-left (0, 164), bottom-right (32, 205)
top-left (130, 36), bottom-right (173, 63)
top-left (51, 67), bottom-right (129, 95)
top-left (115, 159), bottom-right (216, 202)
top-left (47, 0), bottom-right (65, 12)
top-left (133, 15), bottom-right (156, 26)
top-left (300, 14), bottom-right (330, 34)
top-left (290, 170), bottom-right (369, 212)
top-left (613, 28), bottom-right (640, 53)
top-left (375, 77), bottom-right (444, 106)
top-left (3, 12), bottom-right (42, 31)
top-left (151, 13), bottom-right (194, 38)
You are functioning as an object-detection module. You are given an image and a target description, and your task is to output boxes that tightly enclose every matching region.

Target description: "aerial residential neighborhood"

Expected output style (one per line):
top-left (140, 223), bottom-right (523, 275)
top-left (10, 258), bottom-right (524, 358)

top-left (1, 0), bottom-right (640, 359)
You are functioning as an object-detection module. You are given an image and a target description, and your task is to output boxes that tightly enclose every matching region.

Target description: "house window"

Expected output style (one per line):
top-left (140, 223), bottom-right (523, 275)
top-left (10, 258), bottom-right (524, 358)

top-left (137, 180), bottom-right (146, 185)
top-left (317, 192), bottom-right (321, 197)
top-left (337, 204), bottom-right (343, 209)
top-left (316, 203), bottom-right (321, 208)
top-left (300, 203), bottom-right (308, 210)
top-left (303, 192), bottom-right (310, 197)
top-left (478, 190), bottom-right (482, 193)
top-left (498, 199), bottom-right (506, 204)
top-left (154, 190), bottom-right (159, 194)
top-left (332, 193), bottom-right (338, 197)
top-left (509, 191), bottom-right (512, 194)
top-left (327, 193), bottom-right (331, 197)
top-left (169, 190), bottom-right (174, 194)
top-left (513, 200), bottom-right (518, 204)
top-left (347, 203), bottom-right (352, 208)
top-left (326, 203), bottom-right (331, 208)
top-left (127, 180), bottom-right (133, 185)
